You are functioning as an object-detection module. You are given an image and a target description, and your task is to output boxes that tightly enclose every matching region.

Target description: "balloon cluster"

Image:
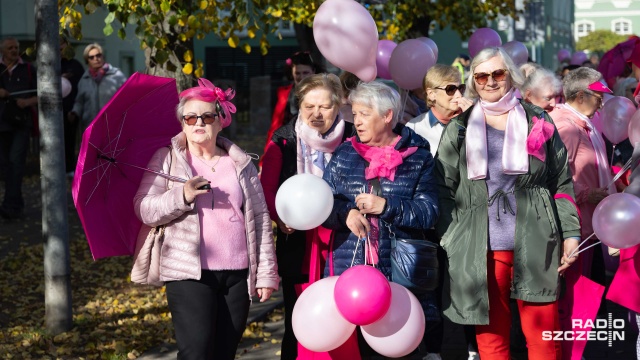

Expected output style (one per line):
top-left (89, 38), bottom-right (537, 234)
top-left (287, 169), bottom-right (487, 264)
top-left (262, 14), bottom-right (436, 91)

top-left (292, 266), bottom-right (425, 357)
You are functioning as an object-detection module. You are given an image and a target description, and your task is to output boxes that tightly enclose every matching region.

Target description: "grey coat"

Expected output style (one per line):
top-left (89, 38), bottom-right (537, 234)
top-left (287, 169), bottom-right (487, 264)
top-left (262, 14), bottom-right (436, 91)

top-left (72, 64), bottom-right (127, 128)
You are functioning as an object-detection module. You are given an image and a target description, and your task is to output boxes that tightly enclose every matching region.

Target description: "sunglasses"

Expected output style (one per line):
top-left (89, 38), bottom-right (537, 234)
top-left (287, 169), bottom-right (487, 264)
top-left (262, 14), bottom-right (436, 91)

top-left (88, 53), bottom-right (103, 60)
top-left (435, 84), bottom-right (466, 96)
top-left (473, 69), bottom-right (508, 85)
top-left (182, 113), bottom-right (218, 125)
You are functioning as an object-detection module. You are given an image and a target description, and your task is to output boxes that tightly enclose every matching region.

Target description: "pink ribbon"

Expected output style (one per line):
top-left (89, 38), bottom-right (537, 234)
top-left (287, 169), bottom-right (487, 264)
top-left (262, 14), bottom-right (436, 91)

top-left (197, 78), bottom-right (237, 128)
top-left (526, 116), bottom-right (555, 162)
top-left (350, 137), bottom-right (417, 181)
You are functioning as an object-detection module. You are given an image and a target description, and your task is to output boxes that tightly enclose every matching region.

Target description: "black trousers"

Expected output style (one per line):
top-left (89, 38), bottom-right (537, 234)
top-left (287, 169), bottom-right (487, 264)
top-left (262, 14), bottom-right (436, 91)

top-left (166, 269), bottom-right (250, 360)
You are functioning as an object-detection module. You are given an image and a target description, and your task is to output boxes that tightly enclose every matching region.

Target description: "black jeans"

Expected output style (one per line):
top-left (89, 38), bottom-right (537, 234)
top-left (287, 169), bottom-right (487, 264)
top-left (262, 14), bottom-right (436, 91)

top-left (166, 269), bottom-right (250, 360)
top-left (0, 128), bottom-right (29, 212)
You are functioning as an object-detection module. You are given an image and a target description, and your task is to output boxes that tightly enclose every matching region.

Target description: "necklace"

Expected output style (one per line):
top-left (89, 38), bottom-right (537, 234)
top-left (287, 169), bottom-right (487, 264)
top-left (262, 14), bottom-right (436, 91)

top-left (192, 150), bottom-right (222, 172)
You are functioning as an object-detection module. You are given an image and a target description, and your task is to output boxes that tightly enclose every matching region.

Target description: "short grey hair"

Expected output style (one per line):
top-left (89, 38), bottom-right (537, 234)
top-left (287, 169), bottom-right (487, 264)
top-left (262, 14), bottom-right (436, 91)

top-left (82, 43), bottom-right (103, 63)
top-left (562, 67), bottom-right (603, 101)
top-left (521, 68), bottom-right (562, 96)
top-left (0, 37), bottom-right (18, 50)
top-left (519, 62), bottom-right (542, 78)
top-left (465, 47), bottom-right (524, 100)
top-left (349, 81), bottom-right (401, 128)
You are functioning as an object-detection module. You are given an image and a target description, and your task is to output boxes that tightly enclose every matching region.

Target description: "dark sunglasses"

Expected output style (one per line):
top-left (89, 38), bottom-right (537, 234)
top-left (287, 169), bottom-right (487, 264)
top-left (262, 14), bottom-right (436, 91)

top-left (435, 84), bottom-right (466, 96)
top-left (473, 69), bottom-right (508, 85)
top-left (182, 113), bottom-right (218, 125)
top-left (88, 53), bottom-right (103, 60)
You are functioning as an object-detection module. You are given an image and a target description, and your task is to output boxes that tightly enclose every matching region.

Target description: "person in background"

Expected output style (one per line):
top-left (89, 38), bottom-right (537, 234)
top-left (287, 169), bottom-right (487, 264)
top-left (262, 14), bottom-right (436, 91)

top-left (519, 62), bottom-right (542, 79)
top-left (452, 53), bottom-right (471, 83)
top-left (260, 73), bottom-right (353, 359)
top-left (435, 47), bottom-right (580, 360)
top-left (404, 64), bottom-right (475, 360)
top-left (549, 67), bottom-right (617, 286)
top-left (521, 68), bottom-right (563, 113)
top-left (605, 77), bottom-right (638, 167)
top-left (133, 78), bottom-right (278, 359)
top-left (69, 43), bottom-right (126, 133)
top-left (322, 81), bottom-right (439, 358)
top-left (0, 37), bottom-right (38, 220)
top-left (59, 36), bottom-right (85, 178)
top-left (339, 71), bottom-right (360, 123)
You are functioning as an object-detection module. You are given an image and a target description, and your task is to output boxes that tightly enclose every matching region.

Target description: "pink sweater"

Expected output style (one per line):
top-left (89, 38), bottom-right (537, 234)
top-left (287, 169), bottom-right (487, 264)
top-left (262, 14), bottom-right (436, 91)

top-left (188, 154), bottom-right (248, 270)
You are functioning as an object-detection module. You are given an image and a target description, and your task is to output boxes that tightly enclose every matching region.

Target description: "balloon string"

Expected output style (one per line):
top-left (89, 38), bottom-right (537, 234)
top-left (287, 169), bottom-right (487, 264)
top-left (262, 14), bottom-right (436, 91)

top-left (568, 232), bottom-right (596, 259)
top-left (607, 157), bottom-right (634, 188)
top-left (572, 240), bottom-right (602, 256)
top-left (610, 144), bottom-right (616, 166)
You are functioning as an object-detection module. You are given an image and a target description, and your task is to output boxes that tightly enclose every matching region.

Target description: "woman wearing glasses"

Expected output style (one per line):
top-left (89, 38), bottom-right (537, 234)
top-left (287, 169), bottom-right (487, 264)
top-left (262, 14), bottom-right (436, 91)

top-left (405, 64), bottom-right (476, 360)
top-left (133, 79), bottom-right (279, 360)
top-left (434, 47), bottom-right (581, 360)
top-left (69, 43), bottom-right (127, 132)
top-left (260, 73), bottom-right (354, 359)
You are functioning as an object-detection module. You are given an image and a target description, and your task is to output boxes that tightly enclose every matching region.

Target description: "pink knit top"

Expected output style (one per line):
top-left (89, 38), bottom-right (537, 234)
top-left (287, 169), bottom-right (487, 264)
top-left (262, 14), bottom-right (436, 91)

top-left (188, 152), bottom-right (248, 270)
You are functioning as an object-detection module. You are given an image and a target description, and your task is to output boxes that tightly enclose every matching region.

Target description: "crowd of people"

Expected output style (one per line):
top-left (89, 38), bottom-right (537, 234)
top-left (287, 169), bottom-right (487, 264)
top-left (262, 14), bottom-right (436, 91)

top-left (2, 32), bottom-right (640, 360)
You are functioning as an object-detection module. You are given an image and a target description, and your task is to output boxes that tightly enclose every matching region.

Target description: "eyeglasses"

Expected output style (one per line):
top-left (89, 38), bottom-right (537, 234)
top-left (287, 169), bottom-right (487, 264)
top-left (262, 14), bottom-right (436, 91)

top-left (182, 113), bottom-right (218, 125)
top-left (586, 92), bottom-right (603, 108)
top-left (435, 84), bottom-right (466, 96)
top-left (473, 69), bottom-right (508, 85)
top-left (88, 53), bottom-right (103, 60)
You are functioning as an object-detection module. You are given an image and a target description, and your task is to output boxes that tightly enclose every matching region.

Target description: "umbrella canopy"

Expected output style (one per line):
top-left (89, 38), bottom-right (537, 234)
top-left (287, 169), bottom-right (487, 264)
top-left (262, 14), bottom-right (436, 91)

top-left (598, 37), bottom-right (639, 89)
top-left (72, 72), bottom-right (182, 259)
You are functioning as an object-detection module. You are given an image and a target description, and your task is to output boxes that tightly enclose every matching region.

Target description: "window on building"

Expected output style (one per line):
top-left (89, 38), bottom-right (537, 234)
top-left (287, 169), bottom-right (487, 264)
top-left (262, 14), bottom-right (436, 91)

top-left (612, 18), bottom-right (632, 35)
top-left (575, 20), bottom-right (594, 40)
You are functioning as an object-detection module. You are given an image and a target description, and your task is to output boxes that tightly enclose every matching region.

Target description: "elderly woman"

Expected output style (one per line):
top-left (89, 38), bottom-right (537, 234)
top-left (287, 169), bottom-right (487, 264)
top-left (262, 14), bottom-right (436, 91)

top-left (435, 47), bottom-right (581, 360)
top-left (521, 68), bottom-right (562, 112)
top-left (133, 79), bottom-right (279, 359)
top-left (260, 73), bottom-right (352, 360)
top-left (405, 63), bottom-right (475, 360)
top-left (322, 81), bottom-right (439, 356)
top-left (69, 43), bottom-right (127, 132)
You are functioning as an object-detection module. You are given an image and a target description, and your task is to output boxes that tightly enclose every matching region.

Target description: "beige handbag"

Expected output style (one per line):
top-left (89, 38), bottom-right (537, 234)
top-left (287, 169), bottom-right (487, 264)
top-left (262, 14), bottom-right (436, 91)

top-left (131, 147), bottom-right (176, 287)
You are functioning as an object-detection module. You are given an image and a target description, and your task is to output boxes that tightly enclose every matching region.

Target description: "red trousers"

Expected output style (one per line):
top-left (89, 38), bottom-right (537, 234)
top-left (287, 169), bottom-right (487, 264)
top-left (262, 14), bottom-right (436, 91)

top-left (475, 251), bottom-right (562, 360)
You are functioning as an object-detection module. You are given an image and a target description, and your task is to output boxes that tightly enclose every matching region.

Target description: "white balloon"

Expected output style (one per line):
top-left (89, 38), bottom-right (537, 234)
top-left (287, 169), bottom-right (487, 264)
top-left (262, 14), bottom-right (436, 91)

top-left (361, 282), bottom-right (426, 358)
top-left (292, 276), bottom-right (356, 352)
top-left (275, 174), bottom-right (334, 230)
top-left (61, 77), bottom-right (72, 98)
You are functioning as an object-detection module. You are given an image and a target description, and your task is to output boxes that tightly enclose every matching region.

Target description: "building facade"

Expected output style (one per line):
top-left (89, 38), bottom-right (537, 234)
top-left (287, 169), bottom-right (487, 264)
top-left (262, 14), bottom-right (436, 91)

top-left (574, 0), bottom-right (640, 42)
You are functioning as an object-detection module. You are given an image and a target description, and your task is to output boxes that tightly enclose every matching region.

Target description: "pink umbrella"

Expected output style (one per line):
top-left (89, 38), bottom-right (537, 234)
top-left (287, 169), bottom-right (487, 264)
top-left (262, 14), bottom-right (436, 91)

top-left (598, 37), bottom-right (640, 88)
top-left (72, 72), bottom-right (183, 259)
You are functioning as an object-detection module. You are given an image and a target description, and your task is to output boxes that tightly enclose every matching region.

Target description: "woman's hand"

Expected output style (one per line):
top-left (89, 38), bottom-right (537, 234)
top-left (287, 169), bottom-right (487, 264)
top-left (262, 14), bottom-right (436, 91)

top-left (183, 176), bottom-right (210, 204)
top-left (346, 209), bottom-right (370, 238)
top-left (558, 238), bottom-right (580, 275)
top-left (277, 219), bottom-right (295, 234)
top-left (452, 97), bottom-right (473, 112)
top-left (257, 288), bottom-right (274, 302)
top-left (355, 193), bottom-right (386, 215)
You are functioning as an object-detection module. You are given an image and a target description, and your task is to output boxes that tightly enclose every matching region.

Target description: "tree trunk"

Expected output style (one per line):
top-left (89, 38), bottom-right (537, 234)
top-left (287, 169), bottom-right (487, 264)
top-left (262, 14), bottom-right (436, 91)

top-left (35, 0), bottom-right (73, 335)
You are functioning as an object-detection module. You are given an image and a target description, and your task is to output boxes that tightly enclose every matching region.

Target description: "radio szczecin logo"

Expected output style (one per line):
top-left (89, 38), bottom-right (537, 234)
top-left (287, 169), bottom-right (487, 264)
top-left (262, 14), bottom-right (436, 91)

top-left (542, 314), bottom-right (625, 347)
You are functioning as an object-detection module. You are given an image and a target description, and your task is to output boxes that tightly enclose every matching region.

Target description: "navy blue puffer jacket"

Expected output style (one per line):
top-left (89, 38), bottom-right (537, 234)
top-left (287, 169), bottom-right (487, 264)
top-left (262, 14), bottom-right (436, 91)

top-left (322, 126), bottom-right (439, 278)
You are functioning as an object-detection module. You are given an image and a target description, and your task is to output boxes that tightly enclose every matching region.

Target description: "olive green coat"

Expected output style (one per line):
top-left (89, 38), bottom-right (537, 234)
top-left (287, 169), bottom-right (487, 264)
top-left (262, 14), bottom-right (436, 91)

top-left (434, 101), bottom-right (581, 325)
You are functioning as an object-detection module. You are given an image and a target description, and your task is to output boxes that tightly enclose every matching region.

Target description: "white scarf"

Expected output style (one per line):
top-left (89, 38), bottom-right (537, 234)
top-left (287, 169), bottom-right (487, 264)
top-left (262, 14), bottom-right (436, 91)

top-left (295, 115), bottom-right (345, 177)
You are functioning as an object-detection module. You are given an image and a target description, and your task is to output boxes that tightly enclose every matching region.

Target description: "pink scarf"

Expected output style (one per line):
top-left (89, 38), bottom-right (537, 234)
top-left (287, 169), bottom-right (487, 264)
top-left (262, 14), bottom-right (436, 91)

top-left (295, 115), bottom-right (345, 177)
top-left (558, 104), bottom-right (616, 194)
top-left (466, 88), bottom-right (529, 180)
top-left (89, 63), bottom-right (109, 83)
top-left (349, 136), bottom-right (417, 181)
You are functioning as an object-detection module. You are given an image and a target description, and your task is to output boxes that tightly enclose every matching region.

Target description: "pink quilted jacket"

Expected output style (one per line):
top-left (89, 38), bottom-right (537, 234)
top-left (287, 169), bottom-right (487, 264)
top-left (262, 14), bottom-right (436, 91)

top-left (132, 133), bottom-right (279, 297)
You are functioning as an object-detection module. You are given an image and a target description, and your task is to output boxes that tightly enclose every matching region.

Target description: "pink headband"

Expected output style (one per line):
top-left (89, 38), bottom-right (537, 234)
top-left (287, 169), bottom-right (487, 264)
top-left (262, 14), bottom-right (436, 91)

top-left (179, 78), bottom-right (237, 128)
top-left (587, 81), bottom-right (613, 94)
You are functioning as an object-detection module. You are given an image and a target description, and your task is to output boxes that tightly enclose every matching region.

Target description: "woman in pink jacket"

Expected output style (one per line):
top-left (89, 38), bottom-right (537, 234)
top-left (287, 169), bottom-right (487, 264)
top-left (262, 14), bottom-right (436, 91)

top-left (134, 78), bottom-right (279, 360)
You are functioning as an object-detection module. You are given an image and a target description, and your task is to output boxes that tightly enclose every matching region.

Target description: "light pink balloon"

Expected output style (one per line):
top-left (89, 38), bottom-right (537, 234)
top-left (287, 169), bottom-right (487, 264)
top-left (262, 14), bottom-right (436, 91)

top-left (389, 39), bottom-right (436, 90)
top-left (334, 265), bottom-right (392, 326)
top-left (376, 40), bottom-right (397, 80)
top-left (468, 28), bottom-right (502, 58)
top-left (416, 37), bottom-right (439, 61)
top-left (292, 276), bottom-right (356, 352)
top-left (628, 109), bottom-right (640, 146)
top-left (360, 282), bottom-right (425, 358)
top-left (61, 77), bottom-right (72, 98)
top-left (570, 51), bottom-right (588, 66)
top-left (557, 49), bottom-right (571, 63)
top-left (593, 193), bottom-right (640, 249)
top-left (313, 0), bottom-right (378, 82)
top-left (601, 96), bottom-right (635, 144)
top-left (502, 41), bottom-right (529, 65)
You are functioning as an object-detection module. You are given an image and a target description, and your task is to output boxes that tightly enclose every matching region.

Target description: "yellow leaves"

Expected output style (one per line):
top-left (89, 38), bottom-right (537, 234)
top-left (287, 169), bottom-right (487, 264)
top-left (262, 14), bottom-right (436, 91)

top-left (228, 35), bottom-right (240, 48)
top-left (183, 50), bottom-right (193, 62)
top-left (241, 43), bottom-right (251, 54)
top-left (194, 60), bottom-right (204, 78)
top-left (182, 63), bottom-right (194, 75)
top-left (199, 0), bottom-right (209, 10)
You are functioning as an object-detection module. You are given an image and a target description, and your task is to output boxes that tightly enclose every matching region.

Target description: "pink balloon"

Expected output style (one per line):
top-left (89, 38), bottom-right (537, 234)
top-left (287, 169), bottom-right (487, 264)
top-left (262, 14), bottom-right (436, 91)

top-left (416, 37), bottom-right (439, 61)
top-left (628, 109), bottom-right (640, 146)
top-left (376, 40), bottom-right (397, 80)
top-left (570, 51), bottom-right (588, 65)
top-left (601, 96), bottom-right (635, 144)
top-left (557, 49), bottom-right (571, 63)
top-left (468, 28), bottom-right (502, 58)
top-left (292, 276), bottom-right (356, 352)
top-left (334, 265), bottom-right (392, 326)
top-left (593, 193), bottom-right (640, 249)
top-left (313, 0), bottom-right (378, 82)
top-left (361, 282), bottom-right (425, 357)
top-left (61, 77), bottom-right (72, 98)
top-left (502, 41), bottom-right (529, 65)
top-left (389, 39), bottom-right (436, 90)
